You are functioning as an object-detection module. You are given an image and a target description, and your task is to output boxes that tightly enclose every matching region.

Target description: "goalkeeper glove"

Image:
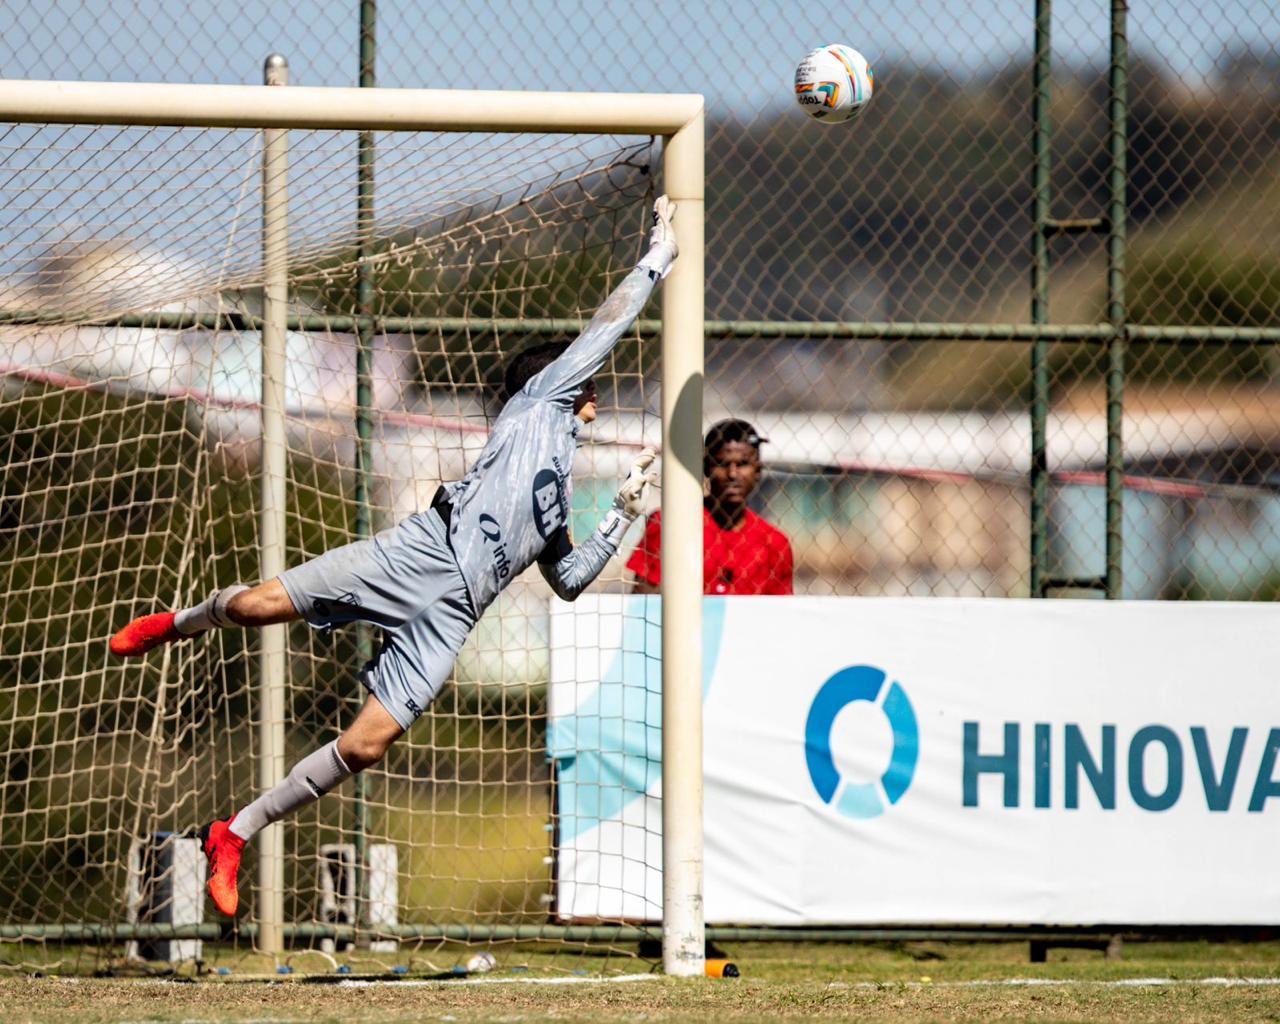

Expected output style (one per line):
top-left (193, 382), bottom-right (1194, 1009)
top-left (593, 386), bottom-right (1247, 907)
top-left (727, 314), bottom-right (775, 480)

top-left (639, 196), bottom-right (678, 279)
top-left (613, 447), bottom-right (658, 521)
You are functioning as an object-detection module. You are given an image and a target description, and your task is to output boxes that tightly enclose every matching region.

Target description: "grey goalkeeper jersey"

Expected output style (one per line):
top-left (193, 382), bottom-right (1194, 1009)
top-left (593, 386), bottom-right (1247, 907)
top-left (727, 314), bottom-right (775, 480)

top-left (439, 248), bottom-right (672, 615)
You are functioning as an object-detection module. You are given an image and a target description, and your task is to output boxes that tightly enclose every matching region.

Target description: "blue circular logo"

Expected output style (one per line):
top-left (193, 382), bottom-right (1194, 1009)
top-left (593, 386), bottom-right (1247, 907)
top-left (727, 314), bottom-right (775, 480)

top-left (805, 665), bottom-right (919, 820)
top-left (531, 468), bottom-right (567, 540)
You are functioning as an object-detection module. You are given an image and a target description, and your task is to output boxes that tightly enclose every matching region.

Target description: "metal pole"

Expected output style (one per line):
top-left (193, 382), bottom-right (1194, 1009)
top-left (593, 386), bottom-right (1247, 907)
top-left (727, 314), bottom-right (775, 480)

top-left (353, 0), bottom-right (377, 935)
top-left (660, 107), bottom-right (705, 978)
top-left (24, 309), bottom-right (1280, 344)
top-left (1105, 0), bottom-right (1128, 599)
top-left (257, 52), bottom-right (290, 957)
top-left (1029, 0), bottom-right (1052, 598)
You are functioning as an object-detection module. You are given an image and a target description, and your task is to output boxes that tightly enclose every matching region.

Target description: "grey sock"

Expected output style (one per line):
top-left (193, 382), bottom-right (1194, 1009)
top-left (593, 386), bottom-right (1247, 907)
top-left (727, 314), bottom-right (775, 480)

top-left (174, 584), bottom-right (250, 635)
top-left (229, 741), bottom-right (353, 842)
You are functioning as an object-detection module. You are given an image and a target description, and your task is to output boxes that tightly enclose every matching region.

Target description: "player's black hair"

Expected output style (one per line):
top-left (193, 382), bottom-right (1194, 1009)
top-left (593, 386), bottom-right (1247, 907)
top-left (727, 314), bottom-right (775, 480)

top-left (501, 341), bottom-right (570, 402)
top-left (704, 418), bottom-right (767, 462)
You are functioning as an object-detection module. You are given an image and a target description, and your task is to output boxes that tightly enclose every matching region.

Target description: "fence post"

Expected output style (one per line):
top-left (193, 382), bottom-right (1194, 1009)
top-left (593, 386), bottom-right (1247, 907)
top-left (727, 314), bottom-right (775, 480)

top-left (1105, 0), bottom-right (1128, 599)
top-left (1029, 0), bottom-right (1052, 598)
top-left (352, 0), bottom-right (377, 927)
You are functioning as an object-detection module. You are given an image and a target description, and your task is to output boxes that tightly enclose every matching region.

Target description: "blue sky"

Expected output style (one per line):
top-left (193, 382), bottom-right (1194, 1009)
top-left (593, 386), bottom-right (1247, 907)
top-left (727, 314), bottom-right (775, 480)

top-left (8, 0), bottom-right (1276, 114)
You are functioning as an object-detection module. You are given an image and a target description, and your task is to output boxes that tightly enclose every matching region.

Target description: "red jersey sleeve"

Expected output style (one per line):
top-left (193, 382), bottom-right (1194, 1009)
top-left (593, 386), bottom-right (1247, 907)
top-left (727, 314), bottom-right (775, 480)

top-left (764, 532), bottom-right (794, 595)
top-left (625, 512), bottom-right (663, 587)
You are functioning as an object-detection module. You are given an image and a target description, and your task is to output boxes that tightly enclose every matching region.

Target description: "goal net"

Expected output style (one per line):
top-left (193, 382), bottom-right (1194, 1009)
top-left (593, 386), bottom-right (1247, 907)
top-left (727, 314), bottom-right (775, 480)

top-left (0, 82), bottom-right (703, 973)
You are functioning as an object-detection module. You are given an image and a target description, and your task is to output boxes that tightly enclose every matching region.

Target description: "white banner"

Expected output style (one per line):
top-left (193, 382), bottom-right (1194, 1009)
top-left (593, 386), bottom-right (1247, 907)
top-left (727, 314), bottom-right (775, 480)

top-left (548, 595), bottom-right (1280, 925)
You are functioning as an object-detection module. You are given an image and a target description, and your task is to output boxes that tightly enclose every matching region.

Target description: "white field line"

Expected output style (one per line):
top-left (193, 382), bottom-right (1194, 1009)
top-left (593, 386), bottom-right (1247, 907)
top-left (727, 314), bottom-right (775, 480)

top-left (826, 977), bottom-right (1280, 990)
top-left (54, 972), bottom-right (659, 988)
top-left (47, 973), bottom-right (1280, 990)
top-left (335, 972), bottom-right (659, 988)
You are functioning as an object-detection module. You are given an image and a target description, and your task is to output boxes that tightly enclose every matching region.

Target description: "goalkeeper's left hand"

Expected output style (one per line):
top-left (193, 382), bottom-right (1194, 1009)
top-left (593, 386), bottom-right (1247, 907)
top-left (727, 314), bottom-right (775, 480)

top-left (541, 447), bottom-right (658, 600)
top-left (638, 196), bottom-right (678, 279)
top-left (613, 447), bottom-right (658, 520)
top-left (649, 196), bottom-right (677, 262)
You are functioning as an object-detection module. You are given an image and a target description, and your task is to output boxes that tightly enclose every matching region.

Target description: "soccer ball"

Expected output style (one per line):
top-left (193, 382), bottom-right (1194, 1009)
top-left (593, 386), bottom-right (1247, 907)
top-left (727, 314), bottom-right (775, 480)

top-left (465, 951), bottom-right (497, 973)
top-left (794, 44), bottom-right (875, 125)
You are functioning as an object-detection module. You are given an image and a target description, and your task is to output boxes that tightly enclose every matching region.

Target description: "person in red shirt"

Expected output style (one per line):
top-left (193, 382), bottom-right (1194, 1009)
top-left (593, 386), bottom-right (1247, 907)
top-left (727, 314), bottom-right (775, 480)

top-left (627, 419), bottom-right (794, 595)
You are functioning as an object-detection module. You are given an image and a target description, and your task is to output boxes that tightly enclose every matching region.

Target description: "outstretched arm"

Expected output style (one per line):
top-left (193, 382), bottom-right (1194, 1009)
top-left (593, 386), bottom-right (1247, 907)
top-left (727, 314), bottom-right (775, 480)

top-left (523, 197), bottom-right (678, 408)
top-left (538, 449), bottom-right (657, 601)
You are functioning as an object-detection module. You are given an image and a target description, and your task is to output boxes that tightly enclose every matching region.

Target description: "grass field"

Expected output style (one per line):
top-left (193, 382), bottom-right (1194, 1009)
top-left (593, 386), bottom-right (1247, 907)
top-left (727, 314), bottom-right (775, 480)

top-left (5, 940), bottom-right (1280, 1023)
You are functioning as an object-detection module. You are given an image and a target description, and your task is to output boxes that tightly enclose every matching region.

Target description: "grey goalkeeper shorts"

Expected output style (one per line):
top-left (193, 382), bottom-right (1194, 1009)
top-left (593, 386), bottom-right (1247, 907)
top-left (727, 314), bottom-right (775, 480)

top-left (278, 508), bottom-right (477, 731)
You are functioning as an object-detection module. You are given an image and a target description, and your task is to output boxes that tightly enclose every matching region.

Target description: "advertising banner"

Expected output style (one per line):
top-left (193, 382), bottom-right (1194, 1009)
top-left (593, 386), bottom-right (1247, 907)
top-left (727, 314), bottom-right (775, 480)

top-left (548, 595), bottom-right (1280, 925)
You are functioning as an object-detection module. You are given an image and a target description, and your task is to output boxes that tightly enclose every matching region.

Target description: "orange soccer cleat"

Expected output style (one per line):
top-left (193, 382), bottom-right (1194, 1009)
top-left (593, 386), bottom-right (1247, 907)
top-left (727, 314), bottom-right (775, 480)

top-left (200, 818), bottom-right (246, 917)
top-left (109, 611), bottom-right (186, 658)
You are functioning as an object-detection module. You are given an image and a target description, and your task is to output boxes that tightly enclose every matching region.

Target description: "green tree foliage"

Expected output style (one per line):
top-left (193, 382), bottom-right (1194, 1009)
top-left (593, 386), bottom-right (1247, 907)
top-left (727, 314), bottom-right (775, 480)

top-left (1130, 245), bottom-right (1280, 330)
top-left (308, 57), bottom-right (1280, 409)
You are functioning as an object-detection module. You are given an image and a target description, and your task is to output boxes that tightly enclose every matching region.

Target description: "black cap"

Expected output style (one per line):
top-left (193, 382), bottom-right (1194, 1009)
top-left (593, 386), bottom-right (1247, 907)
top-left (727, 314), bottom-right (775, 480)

top-left (704, 418), bottom-right (767, 455)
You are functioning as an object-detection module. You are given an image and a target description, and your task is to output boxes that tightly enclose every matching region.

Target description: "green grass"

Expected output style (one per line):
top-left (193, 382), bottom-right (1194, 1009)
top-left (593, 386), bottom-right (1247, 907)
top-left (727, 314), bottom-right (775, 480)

top-left (3, 940), bottom-right (1280, 1023)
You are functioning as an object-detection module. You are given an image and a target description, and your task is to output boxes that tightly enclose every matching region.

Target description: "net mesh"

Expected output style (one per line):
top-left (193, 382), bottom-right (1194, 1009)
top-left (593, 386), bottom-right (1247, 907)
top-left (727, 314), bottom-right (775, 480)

top-left (2, 0), bottom-right (1280, 975)
top-left (2, 5), bottom-right (1278, 611)
top-left (0, 121), bottom-right (659, 970)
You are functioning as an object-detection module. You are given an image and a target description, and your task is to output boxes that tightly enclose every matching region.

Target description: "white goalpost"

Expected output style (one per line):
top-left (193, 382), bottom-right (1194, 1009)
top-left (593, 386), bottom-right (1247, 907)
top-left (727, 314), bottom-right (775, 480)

top-left (0, 77), bottom-right (704, 975)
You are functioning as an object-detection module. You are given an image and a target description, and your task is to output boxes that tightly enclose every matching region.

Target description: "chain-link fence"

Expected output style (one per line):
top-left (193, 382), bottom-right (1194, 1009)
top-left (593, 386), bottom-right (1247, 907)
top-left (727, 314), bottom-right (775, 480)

top-left (6, 3), bottom-right (1279, 591)
top-left (1, 0), bottom-right (1279, 967)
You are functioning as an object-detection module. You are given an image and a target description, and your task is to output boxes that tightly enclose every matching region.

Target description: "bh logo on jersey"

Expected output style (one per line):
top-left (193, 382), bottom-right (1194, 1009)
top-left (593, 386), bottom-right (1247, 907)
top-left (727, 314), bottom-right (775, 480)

top-left (805, 665), bottom-right (919, 820)
top-left (532, 468), bottom-right (567, 540)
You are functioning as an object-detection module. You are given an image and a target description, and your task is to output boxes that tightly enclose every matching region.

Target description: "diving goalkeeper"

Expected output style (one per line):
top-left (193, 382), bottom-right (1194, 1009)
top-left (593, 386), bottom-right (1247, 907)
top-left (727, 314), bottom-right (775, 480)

top-left (108, 196), bottom-right (679, 917)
